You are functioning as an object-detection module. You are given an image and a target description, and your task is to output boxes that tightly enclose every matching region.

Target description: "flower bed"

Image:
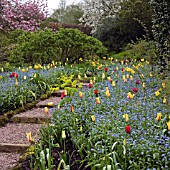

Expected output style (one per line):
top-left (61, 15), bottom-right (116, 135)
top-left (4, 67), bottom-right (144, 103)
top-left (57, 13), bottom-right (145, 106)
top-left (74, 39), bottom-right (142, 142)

top-left (20, 59), bottom-right (169, 169)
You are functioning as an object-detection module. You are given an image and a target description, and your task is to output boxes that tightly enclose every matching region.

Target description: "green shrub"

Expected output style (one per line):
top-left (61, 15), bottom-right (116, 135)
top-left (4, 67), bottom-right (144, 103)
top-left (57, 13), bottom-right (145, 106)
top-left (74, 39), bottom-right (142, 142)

top-left (112, 40), bottom-right (158, 61)
top-left (9, 28), bottom-right (107, 65)
top-left (9, 29), bottom-right (58, 65)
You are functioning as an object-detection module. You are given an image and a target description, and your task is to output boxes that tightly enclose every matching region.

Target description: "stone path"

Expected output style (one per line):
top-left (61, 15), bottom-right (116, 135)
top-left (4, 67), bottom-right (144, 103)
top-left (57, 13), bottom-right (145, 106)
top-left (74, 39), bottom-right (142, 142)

top-left (0, 83), bottom-right (89, 170)
top-left (0, 91), bottom-right (64, 170)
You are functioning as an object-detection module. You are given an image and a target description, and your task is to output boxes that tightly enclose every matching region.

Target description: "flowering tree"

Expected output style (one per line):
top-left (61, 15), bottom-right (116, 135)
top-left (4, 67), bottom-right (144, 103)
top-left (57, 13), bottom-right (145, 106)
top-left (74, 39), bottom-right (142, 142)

top-left (79, 0), bottom-right (121, 33)
top-left (0, 0), bottom-right (49, 32)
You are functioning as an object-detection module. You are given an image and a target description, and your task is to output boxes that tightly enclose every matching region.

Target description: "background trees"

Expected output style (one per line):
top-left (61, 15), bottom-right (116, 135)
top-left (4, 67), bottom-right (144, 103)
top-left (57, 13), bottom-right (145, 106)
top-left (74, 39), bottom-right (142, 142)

top-left (80, 0), bottom-right (153, 52)
top-left (0, 0), bottom-right (49, 32)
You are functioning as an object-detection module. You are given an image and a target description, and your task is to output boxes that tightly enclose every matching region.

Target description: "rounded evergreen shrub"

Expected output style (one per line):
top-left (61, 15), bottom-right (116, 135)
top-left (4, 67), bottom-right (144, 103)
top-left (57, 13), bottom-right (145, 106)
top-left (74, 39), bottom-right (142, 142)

top-left (9, 28), bottom-right (107, 65)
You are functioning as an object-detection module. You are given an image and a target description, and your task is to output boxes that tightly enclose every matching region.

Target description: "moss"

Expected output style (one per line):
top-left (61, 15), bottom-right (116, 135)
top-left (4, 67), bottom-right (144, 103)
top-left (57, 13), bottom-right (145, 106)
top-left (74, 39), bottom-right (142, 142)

top-left (0, 115), bottom-right (8, 127)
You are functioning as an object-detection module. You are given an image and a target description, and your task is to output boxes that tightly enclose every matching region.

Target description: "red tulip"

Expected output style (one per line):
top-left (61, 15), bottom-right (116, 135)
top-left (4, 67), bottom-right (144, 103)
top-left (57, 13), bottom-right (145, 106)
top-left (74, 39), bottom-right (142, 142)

top-left (125, 126), bottom-right (131, 134)
top-left (61, 92), bottom-right (65, 99)
top-left (15, 73), bottom-right (18, 78)
top-left (11, 72), bottom-right (15, 77)
top-left (88, 83), bottom-right (93, 88)
top-left (136, 80), bottom-right (140, 84)
top-left (121, 68), bottom-right (124, 72)
top-left (94, 89), bottom-right (98, 95)
top-left (132, 87), bottom-right (138, 94)
top-left (104, 67), bottom-right (108, 72)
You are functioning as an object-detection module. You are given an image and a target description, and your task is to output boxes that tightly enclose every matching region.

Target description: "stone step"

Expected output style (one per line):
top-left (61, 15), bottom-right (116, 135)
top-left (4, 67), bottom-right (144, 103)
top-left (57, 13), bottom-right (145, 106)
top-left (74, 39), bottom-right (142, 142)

top-left (0, 152), bottom-right (20, 170)
top-left (11, 108), bottom-right (51, 123)
top-left (36, 97), bottom-right (61, 108)
top-left (0, 123), bottom-right (41, 153)
top-left (0, 143), bottom-right (30, 153)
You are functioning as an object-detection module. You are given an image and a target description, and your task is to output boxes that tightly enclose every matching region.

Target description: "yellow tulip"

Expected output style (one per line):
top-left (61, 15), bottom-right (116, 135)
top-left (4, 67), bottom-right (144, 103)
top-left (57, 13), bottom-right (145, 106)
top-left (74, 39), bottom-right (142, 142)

top-left (155, 91), bottom-right (160, 96)
top-left (1, 68), bottom-right (4, 72)
top-left (102, 73), bottom-right (105, 80)
top-left (26, 132), bottom-right (32, 142)
top-left (23, 76), bottom-right (27, 80)
top-left (163, 98), bottom-right (166, 104)
top-left (126, 74), bottom-right (129, 79)
top-left (79, 91), bottom-right (83, 98)
top-left (15, 80), bottom-right (18, 86)
top-left (162, 82), bottom-right (166, 88)
top-left (156, 113), bottom-right (162, 121)
top-left (123, 114), bottom-right (129, 122)
top-left (105, 90), bottom-right (110, 97)
top-left (141, 58), bottom-right (144, 62)
top-left (91, 115), bottom-right (96, 122)
top-left (127, 92), bottom-right (135, 99)
top-left (130, 76), bottom-right (133, 81)
top-left (64, 90), bottom-right (67, 96)
top-left (62, 130), bottom-right (66, 139)
top-left (78, 75), bottom-right (81, 79)
top-left (44, 107), bottom-right (49, 114)
top-left (123, 138), bottom-right (126, 145)
top-left (96, 97), bottom-right (100, 104)
top-left (0, 75), bottom-right (2, 79)
top-left (48, 102), bottom-right (54, 107)
top-left (112, 81), bottom-right (115, 87)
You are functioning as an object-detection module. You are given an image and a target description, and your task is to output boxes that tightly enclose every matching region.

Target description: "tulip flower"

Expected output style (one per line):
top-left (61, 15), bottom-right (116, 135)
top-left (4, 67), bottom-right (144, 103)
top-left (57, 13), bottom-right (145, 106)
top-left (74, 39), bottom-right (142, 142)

top-left (121, 68), bottom-right (124, 72)
top-left (88, 83), bottom-right (93, 88)
top-left (136, 80), bottom-right (140, 84)
top-left (162, 82), bottom-right (166, 88)
top-left (127, 92), bottom-right (135, 99)
top-left (79, 91), bottom-right (83, 98)
top-left (94, 89), bottom-right (98, 95)
top-left (70, 106), bottom-right (74, 112)
top-left (104, 67), bottom-right (108, 72)
top-left (125, 126), bottom-right (131, 134)
top-left (130, 76), bottom-right (133, 81)
top-left (142, 83), bottom-right (146, 88)
top-left (141, 58), bottom-right (144, 62)
top-left (91, 115), bottom-right (96, 122)
top-left (123, 138), bottom-right (126, 145)
top-left (61, 92), bottom-right (65, 99)
top-left (78, 75), bottom-right (81, 79)
top-left (112, 81), bottom-right (115, 87)
top-left (26, 132), bottom-right (32, 143)
top-left (84, 74), bottom-right (87, 78)
top-left (23, 76), bottom-right (27, 80)
top-left (44, 107), bottom-right (49, 114)
top-left (167, 122), bottom-right (170, 130)
top-left (124, 79), bottom-right (127, 83)
top-left (126, 74), bottom-right (129, 79)
top-left (47, 102), bottom-right (54, 107)
top-left (105, 90), bottom-right (110, 97)
top-left (150, 72), bottom-right (153, 77)
top-left (155, 90), bottom-right (160, 97)
top-left (15, 80), bottom-right (18, 86)
top-left (156, 113), bottom-right (162, 121)
top-left (96, 97), bottom-right (100, 104)
top-left (132, 87), bottom-right (138, 94)
top-left (163, 98), bottom-right (166, 104)
top-left (90, 79), bottom-right (93, 84)
top-left (123, 114), bottom-right (129, 122)
top-left (102, 73), bottom-right (105, 80)
top-left (62, 130), bottom-right (66, 139)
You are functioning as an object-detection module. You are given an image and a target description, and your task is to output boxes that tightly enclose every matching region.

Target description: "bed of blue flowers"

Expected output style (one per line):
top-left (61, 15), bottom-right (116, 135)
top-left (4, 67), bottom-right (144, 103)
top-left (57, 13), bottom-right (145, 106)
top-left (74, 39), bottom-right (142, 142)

top-left (0, 59), bottom-right (169, 169)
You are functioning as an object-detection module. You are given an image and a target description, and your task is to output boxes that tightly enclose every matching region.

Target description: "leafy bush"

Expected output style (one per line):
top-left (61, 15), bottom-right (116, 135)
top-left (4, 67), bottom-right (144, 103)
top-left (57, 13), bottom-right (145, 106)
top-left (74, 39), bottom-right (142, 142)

top-left (9, 28), bottom-right (107, 65)
top-left (9, 29), bottom-right (58, 65)
top-left (55, 28), bottom-right (107, 64)
top-left (112, 40), bottom-right (158, 62)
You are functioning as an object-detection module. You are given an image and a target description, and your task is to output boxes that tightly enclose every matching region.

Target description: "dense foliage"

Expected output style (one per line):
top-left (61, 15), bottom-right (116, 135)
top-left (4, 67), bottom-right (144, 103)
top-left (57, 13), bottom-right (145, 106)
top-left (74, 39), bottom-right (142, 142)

top-left (9, 28), bottom-right (107, 65)
top-left (150, 0), bottom-right (170, 74)
top-left (81, 0), bottom-right (153, 52)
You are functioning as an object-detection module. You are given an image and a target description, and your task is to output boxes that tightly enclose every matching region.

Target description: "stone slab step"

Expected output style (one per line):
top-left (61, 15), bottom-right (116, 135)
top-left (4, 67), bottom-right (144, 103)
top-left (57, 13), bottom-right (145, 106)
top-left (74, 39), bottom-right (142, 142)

top-left (36, 97), bottom-right (61, 108)
top-left (11, 108), bottom-right (51, 124)
top-left (0, 143), bottom-right (30, 153)
top-left (0, 123), bottom-right (41, 152)
top-left (0, 152), bottom-right (20, 170)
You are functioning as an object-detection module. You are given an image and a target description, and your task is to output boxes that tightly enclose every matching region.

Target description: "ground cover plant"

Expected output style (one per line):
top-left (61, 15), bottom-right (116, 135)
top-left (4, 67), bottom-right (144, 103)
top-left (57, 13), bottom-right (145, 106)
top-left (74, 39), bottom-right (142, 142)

top-left (17, 58), bottom-right (170, 170)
